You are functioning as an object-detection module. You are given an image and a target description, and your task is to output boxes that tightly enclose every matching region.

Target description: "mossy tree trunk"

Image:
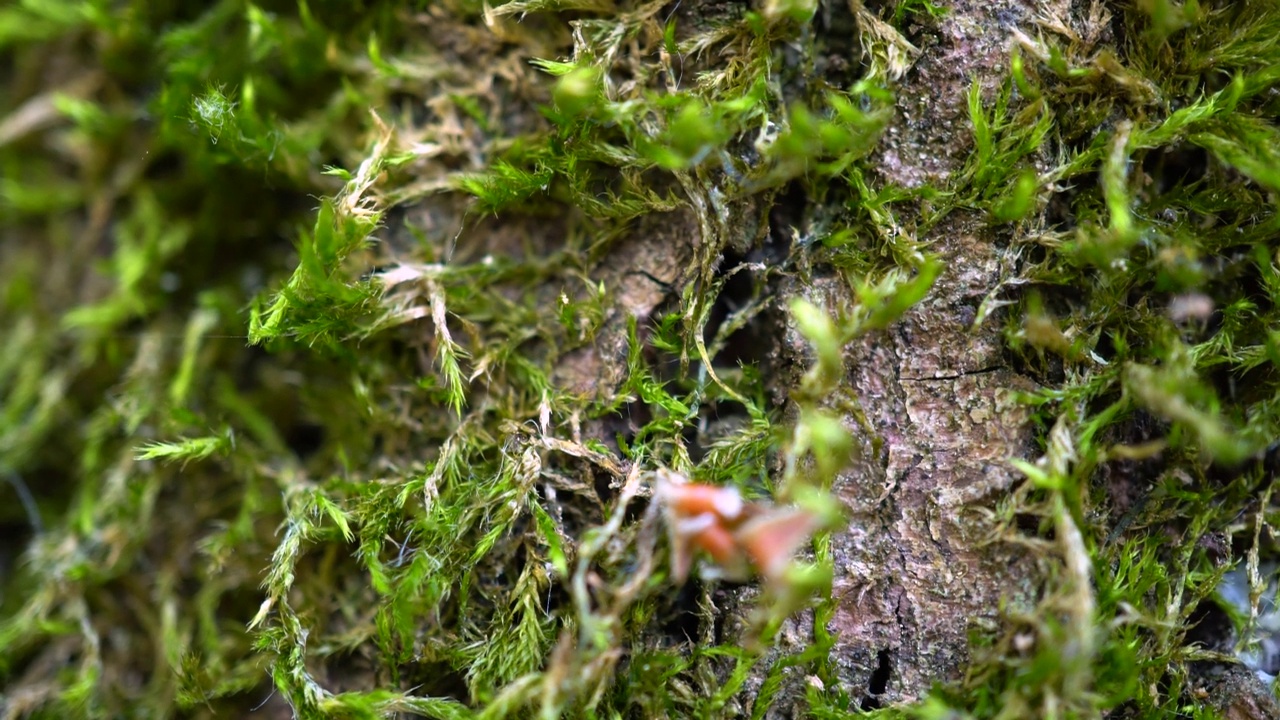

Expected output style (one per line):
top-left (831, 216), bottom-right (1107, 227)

top-left (5, 0), bottom-right (1280, 717)
top-left (717, 1), bottom-right (1047, 708)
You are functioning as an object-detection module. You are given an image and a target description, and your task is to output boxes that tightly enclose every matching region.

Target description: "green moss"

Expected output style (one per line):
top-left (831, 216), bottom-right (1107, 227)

top-left (7, 0), bottom-right (1280, 717)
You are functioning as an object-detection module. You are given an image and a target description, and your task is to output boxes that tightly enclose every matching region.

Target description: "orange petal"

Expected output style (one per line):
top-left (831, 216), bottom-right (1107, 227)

top-left (655, 471), bottom-right (744, 523)
top-left (733, 508), bottom-right (821, 580)
top-left (666, 513), bottom-right (712, 584)
top-left (688, 519), bottom-right (750, 582)
top-left (668, 512), bottom-right (753, 583)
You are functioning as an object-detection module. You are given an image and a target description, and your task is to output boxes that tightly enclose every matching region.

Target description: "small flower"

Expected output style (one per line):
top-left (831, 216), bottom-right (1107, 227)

top-left (655, 469), bottom-right (822, 584)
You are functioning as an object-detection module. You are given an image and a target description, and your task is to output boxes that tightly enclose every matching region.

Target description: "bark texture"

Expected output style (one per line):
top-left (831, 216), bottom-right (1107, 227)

top-left (738, 1), bottom-right (1047, 707)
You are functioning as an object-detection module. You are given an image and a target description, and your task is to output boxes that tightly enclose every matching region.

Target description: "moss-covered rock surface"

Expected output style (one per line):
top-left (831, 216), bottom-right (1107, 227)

top-left (4, 0), bottom-right (1280, 717)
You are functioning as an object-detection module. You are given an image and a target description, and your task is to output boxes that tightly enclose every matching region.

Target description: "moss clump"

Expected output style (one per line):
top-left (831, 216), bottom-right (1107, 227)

top-left (1, 0), bottom-right (918, 716)
top-left (5, 0), bottom-right (1280, 717)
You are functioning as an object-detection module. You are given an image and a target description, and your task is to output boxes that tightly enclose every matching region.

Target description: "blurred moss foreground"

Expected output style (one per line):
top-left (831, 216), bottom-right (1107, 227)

top-left (4, 0), bottom-right (1280, 717)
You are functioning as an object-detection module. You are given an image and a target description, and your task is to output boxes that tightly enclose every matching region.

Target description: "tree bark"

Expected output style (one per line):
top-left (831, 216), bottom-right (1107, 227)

top-left (730, 0), bottom-right (1048, 708)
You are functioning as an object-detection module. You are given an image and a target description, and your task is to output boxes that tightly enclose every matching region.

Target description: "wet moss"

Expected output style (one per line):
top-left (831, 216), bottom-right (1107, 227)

top-left (3, 0), bottom-right (1280, 717)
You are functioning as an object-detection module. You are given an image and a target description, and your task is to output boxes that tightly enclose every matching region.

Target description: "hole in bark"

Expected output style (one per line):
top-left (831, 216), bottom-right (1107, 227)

top-left (1043, 188), bottom-right (1076, 232)
top-left (286, 422), bottom-right (325, 460)
top-left (712, 589), bottom-right (730, 644)
top-left (763, 182), bottom-right (802, 265)
top-left (1090, 409), bottom-right (1174, 526)
top-left (682, 421), bottom-right (703, 463)
top-left (860, 648), bottom-right (892, 710)
top-left (703, 250), bottom-right (758, 365)
top-left (582, 464), bottom-right (614, 509)
top-left (399, 660), bottom-right (471, 703)
top-left (1014, 511), bottom-right (1044, 536)
top-left (1143, 144), bottom-right (1209, 196)
top-left (1184, 599), bottom-right (1233, 655)
top-left (0, 518), bottom-right (34, 592)
top-left (813, 0), bottom-right (863, 86)
top-left (703, 183), bottom-right (802, 371)
top-left (659, 577), bottom-right (703, 643)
